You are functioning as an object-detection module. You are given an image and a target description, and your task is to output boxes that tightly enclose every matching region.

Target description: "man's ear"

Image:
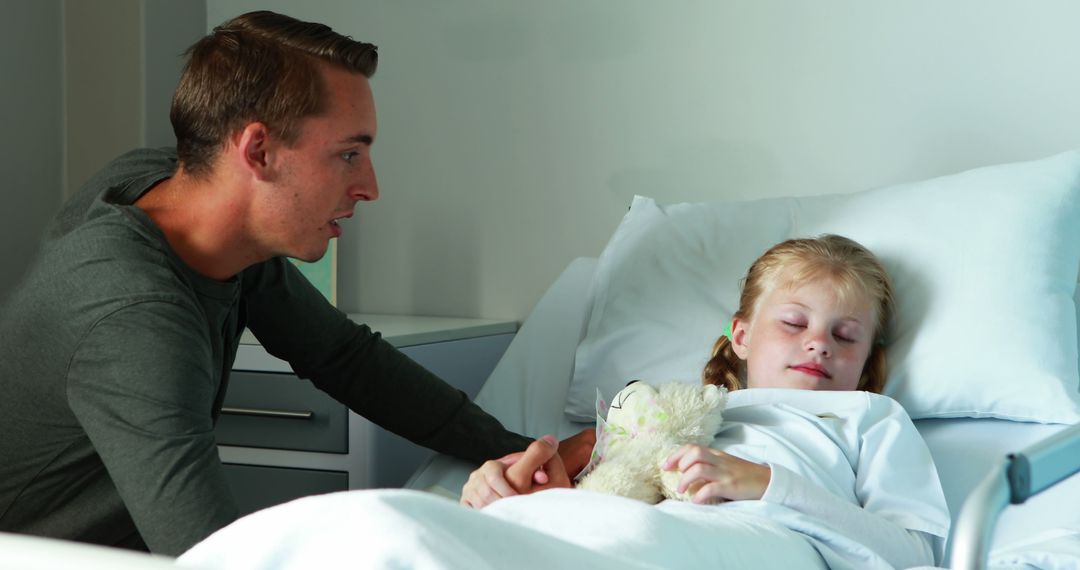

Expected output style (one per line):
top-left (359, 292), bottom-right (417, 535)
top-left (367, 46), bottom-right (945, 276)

top-left (235, 122), bottom-right (274, 181)
top-left (730, 317), bottom-right (751, 360)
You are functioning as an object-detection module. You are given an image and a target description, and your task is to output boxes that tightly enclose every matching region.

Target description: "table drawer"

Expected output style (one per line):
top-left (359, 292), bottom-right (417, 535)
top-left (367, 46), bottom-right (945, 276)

top-left (223, 463), bottom-right (348, 516)
top-left (215, 370), bottom-right (347, 453)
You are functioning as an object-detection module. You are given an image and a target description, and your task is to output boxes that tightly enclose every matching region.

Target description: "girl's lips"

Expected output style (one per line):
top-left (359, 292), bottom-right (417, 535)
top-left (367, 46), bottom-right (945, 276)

top-left (790, 363), bottom-right (831, 379)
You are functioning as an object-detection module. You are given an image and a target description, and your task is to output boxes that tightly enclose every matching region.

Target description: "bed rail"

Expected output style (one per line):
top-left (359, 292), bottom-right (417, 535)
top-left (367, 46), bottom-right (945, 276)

top-left (947, 422), bottom-right (1080, 569)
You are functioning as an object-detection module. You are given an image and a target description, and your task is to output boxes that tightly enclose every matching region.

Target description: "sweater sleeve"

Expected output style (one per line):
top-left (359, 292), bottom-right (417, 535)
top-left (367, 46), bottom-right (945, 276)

top-left (762, 464), bottom-right (937, 569)
top-left (67, 303), bottom-right (238, 556)
top-left (240, 258), bottom-right (531, 463)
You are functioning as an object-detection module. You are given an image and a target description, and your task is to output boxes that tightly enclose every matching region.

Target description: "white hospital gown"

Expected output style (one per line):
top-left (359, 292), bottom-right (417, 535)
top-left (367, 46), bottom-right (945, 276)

top-left (703, 388), bottom-right (951, 569)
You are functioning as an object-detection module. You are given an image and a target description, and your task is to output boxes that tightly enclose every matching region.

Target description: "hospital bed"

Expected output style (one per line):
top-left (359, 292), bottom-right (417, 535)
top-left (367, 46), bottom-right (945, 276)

top-left (392, 150), bottom-right (1080, 569)
top-left (402, 256), bottom-right (1080, 569)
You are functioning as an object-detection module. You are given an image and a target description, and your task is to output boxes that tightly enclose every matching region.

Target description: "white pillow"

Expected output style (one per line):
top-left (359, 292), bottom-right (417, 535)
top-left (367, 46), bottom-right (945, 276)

top-left (568, 150), bottom-right (1080, 424)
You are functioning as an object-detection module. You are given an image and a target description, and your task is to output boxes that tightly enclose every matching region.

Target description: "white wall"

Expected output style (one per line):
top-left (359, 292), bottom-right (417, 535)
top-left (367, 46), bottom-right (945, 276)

top-left (0, 0), bottom-right (63, 302)
top-left (204, 1), bottom-right (1079, 322)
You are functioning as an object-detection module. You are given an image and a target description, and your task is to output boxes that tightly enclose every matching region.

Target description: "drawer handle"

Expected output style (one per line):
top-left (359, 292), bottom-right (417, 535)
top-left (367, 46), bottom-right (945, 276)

top-left (220, 406), bottom-right (314, 420)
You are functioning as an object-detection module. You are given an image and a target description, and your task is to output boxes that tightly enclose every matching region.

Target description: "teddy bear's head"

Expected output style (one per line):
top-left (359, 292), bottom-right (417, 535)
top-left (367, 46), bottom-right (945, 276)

top-left (576, 381), bottom-right (727, 503)
top-left (603, 381), bottom-right (726, 452)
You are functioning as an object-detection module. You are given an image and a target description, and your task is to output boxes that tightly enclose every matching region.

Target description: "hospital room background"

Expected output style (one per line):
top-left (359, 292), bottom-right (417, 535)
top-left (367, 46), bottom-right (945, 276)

top-left (3, 0), bottom-right (1079, 321)
top-left (4, 1), bottom-right (1080, 568)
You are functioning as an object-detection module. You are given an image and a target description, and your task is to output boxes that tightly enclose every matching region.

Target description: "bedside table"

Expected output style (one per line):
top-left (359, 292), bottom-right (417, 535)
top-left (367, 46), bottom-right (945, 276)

top-left (215, 313), bottom-right (517, 516)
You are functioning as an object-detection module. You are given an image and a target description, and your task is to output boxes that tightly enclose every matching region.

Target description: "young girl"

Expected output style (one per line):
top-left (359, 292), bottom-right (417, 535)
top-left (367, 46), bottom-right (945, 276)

top-left (664, 233), bottom-right (894, 503)
top-left (462, 234), bottom-right (950, 569)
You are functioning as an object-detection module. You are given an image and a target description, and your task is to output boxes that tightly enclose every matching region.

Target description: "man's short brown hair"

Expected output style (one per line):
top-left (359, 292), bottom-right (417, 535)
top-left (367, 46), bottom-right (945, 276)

top-left (170, 11), bottom-right (378, 176)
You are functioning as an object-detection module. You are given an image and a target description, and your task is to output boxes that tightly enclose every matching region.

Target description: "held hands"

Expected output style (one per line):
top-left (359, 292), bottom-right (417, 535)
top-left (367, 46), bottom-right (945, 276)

top-left (553, 427), bottom-right (596, 479)
top-left (460, 429), bottom-right (595, 509)
top-left (662, 444), bottom-right (772, 504)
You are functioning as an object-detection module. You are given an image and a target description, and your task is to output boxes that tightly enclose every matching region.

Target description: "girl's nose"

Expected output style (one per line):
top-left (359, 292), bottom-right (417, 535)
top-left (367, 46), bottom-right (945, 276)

top-left (804, 332), bottom-right (832, 357)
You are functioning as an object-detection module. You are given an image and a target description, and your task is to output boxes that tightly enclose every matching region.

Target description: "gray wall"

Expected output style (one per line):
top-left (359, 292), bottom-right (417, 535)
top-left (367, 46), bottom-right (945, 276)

top-left (0, 0), bottom-right (204, 302)
top-left (206, 1), bottom-right (1080, 321)
top-left (143, 0), bottom-right (206, 148)
top-left (0, 1), bottom-right (63, 302)
top-left (64, 0), bottom-right (143, 197)
top-left (65, 0), bottom-right (206, 196)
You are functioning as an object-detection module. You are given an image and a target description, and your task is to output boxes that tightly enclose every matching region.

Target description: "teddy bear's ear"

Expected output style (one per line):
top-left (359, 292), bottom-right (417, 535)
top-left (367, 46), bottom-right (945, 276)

top-left (701, 384), bottom-right (725, 407)
top-left (610, 380), bottom-right (657, 414)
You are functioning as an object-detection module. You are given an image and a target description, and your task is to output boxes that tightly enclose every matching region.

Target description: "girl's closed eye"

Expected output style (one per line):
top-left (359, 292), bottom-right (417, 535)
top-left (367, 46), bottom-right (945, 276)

top-left (779, 314), bottom-right (807, 330)
top-left (833, 332), bottom-right (855, 343)
top-left (832, 325), bottom-right (863, 344)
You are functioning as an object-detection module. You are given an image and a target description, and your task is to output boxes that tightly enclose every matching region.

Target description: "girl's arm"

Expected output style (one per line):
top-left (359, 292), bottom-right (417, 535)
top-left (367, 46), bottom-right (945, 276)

top-left (764, 463), bottom-right (936, 569)
top-left (664, 444), bottom-right (937, 569)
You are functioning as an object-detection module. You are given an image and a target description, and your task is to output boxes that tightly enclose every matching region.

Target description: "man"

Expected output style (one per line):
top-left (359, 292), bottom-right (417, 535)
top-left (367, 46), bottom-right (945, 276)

top-left (0, 11), bottom-right (590, 556)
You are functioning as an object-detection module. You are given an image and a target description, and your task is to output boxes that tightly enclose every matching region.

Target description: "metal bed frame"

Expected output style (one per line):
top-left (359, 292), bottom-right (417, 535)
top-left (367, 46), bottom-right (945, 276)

top-left (947, 423), bottom-right (1080, 568)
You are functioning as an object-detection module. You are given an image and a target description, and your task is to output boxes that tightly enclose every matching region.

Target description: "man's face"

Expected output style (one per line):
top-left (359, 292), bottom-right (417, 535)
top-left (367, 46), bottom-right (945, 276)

top-left (259, 64), bottom-right (379, 262)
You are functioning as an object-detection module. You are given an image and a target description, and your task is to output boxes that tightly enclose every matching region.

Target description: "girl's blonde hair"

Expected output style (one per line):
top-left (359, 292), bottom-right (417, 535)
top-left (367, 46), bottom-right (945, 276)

top-left (702, 234), bottom-right (894, 393)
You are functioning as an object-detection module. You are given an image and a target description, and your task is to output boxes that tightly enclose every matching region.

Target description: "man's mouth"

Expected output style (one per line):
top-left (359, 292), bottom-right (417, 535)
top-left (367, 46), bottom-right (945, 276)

top-left (329, 214), bottom-right (351, 237)
top-left (329, 213), bottom-right (353, 228)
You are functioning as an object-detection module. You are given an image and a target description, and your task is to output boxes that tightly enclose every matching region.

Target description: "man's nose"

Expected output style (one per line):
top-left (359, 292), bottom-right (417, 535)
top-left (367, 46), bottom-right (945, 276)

top-left (350, 158), bottom-right (379, 202)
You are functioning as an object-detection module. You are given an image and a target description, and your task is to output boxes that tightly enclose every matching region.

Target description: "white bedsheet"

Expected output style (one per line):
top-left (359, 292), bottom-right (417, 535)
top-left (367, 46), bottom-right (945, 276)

top-left (908, 526), bottom-right (1080, 570)
top-left (988, 525), bottom-right (1080, 570)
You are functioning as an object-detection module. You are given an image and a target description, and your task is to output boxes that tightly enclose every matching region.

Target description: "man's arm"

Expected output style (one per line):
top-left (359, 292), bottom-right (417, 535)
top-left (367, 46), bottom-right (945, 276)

top-left (240, 258), bottom-right (532, 462)
top-left (67, 305), bottom-right (238, 555)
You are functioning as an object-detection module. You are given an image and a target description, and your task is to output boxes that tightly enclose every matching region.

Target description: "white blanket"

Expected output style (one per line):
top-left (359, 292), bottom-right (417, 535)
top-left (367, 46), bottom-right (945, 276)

top-left (177, 491), bottom-right (1080, 570)
top-left (177, 489), bottom-right (839, 570)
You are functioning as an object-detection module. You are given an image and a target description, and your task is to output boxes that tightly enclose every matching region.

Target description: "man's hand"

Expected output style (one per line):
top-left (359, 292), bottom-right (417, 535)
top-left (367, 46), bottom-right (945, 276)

top-left (557, 428), bottom-right (596, 479)
top-left (461, 434), bottom-right (573, 509)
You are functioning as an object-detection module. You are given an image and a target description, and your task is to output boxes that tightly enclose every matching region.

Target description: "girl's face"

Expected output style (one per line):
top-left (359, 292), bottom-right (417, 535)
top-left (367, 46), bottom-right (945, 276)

top-left (730, 277), bottom-right (876, 391)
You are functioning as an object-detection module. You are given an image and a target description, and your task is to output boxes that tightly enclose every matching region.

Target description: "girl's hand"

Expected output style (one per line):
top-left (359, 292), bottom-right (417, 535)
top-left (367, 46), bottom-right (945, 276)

top-left (662, 444), bottom-right (771, 504)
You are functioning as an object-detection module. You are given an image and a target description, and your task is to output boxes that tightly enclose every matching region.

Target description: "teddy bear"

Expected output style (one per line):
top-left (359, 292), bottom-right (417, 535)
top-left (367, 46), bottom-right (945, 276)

top-left (575, 380), bottom-right (727, 504)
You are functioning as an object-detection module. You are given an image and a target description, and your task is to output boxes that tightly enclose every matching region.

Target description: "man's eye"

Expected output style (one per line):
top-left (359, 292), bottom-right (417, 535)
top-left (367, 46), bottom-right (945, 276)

top-left (341, 151), bottom-right (359, 163)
